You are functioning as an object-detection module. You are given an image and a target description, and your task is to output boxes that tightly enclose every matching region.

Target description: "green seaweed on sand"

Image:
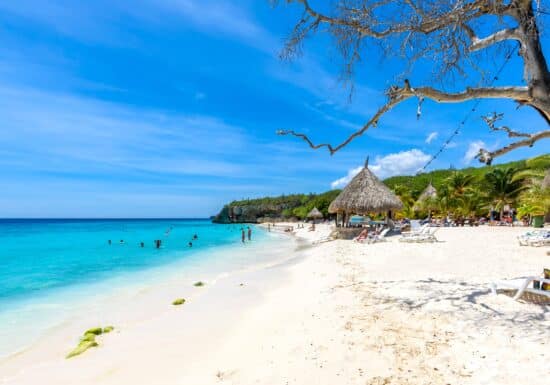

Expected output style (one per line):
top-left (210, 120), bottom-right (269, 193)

top-left (172, 298), bottom-right (186, 306)
top-left (194, 281), bottom-right (205, 287)
top-left (66, 340), bottom-right (99, 359)
top-left (66, 326), bottom-right (115, 359)
top-left (84, 327), bottom-right (103, 336)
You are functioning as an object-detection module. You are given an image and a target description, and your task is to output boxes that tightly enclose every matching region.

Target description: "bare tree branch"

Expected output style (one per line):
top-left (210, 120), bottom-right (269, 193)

top-left (278, 81), bottom-right (532, 155)
top-left (469, 28), bottom-right (523, 52)
top-left (477, 130), bottom-right (550, 165)
top-left (481, 112), bottom-right (532, 138)
top-left (274, 0), bottom-right (550, 164)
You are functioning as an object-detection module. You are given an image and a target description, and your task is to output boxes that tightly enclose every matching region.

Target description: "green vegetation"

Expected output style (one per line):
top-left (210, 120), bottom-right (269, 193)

top-left (172, 298), bottom-right (186, 305)
top-left (66, 326), bottom-right (115, 359)
top-left (228, 190), bottom-right (341, 220)
top-left (84, 327), bottom-right (103, 336)
top-left (219, 155), bottom-right (549, 222)
top-left (391, 155), bottom-right (550, 220)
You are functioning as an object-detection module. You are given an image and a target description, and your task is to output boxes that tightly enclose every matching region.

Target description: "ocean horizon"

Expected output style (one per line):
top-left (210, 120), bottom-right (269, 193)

top-left (0, 218), bottom-right (285, 358)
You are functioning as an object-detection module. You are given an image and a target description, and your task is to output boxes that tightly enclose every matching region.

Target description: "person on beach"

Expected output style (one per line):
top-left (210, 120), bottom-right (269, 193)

top-left (247, 226), bottom-right (252, 241)
top-left (241, 228), bottom-right (245, 243)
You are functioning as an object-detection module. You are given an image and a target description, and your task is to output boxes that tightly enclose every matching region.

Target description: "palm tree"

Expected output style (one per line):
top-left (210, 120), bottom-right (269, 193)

top-left (446, 171), bottom-right (476, 198)
top-left (392, 184), bottom-right (416, 219)
top-left (484, 168), bottom-right (527, 219)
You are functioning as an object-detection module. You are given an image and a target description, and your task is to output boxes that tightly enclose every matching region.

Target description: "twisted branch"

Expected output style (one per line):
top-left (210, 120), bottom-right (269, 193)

top-left (278, 81), bottom-right (532, 155)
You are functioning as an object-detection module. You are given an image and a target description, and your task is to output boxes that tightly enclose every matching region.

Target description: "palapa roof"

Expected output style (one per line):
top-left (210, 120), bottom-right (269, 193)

top-left (417, 182), bottom-right (437, 201)
top-left (328, 158), bottom-right (403, 215)
top-left (307, 207), bottom-right (323, 218)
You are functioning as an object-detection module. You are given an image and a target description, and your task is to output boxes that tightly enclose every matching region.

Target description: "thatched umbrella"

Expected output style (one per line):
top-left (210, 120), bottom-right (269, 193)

top-left (329, 158), bottom-right (403, 225)
top-left (307, 207), bottom-right (323, 219)
top-left (414, 182), bottom-right (437, 213)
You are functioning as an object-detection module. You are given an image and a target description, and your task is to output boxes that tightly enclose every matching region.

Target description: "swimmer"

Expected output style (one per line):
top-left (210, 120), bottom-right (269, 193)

top-left (193, 234), bottom-right (198, 240)
top-left (188, 241), bottom-right (193, 247)
top-left (120, 240), bottom-right (124, 244)
top-left (140, 242), bottom-right (144, 248)
top-left (108, 240), bottom-right (112, 245)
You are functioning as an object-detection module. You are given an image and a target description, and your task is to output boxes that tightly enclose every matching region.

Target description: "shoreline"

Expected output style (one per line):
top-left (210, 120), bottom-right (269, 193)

top-left (0, 227), bottom-right (294, 360)
top-left (1, 225), bottom-right (549, 384)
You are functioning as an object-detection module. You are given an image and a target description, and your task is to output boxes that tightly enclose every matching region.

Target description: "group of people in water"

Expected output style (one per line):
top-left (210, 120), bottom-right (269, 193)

top-left (107, 225), bottom-right (254, 248)
top-left (107, 226), bottom-right (199, 249)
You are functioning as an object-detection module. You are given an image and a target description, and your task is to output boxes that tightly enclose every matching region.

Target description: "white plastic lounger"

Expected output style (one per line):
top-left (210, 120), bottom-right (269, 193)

top-left (312, 236), bottom-right (334, 245)
top-left (401, 223), bottom-right (429, 238)
top-left (491, 277), bottom-right (550, 301)
top-left (368, 228), bottom-right (390, 244)
top-left (399, 227), bottom-right (438, 243)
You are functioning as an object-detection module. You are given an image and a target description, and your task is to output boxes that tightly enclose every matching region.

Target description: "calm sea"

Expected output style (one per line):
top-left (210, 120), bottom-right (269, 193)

top-left (0, 218), bottom-right (280, 357)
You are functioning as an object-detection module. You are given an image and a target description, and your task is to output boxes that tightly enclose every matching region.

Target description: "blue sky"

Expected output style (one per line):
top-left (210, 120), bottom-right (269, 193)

top-left (0, 0), bottom-right (548, 217)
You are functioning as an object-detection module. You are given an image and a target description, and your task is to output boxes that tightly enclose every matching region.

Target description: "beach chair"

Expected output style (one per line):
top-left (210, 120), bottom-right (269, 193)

top-left (312, 236), bottom-right (334, 245)
top-left (490, 276), bottom-right (550, 301)
top-left (367, 228), bottom-right (390, 244)
top-left (400, 223), bottom-right (429, 238)
top-left (399, 225), bottom-right (436, 243)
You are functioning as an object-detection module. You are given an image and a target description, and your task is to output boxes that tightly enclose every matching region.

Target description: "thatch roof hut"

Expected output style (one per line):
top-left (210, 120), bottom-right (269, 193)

top-left (307, 207), bottom-right (323, 219)
top-left (413, 182), bottom-right (437, 212)
top-left (418, 182), bottom-right (437, 201)
top-left (329, 159), bottom-right (403, 216)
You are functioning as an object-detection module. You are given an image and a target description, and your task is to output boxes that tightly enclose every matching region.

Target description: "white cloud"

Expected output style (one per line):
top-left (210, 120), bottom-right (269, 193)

top-left (425, 131), bottom-right (438, 144)
top-left (330, 165), bottom-right (363, 189)
top-left (463, 140), bottom-right (485, 164)
top-left (330, 149), bottom-right (431, 188)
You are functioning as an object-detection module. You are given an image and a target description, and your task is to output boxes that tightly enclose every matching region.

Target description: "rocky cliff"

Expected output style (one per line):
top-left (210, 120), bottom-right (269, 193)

top-left (211, 203), bottom-right (294, 224)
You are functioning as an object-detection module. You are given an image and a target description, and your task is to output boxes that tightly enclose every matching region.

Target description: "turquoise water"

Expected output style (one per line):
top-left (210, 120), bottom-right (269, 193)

top-left (0, 219), bottom-right (277, 357)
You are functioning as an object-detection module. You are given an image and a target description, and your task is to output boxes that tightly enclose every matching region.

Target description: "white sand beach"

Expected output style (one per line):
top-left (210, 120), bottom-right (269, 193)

top-left (1, 225), bottom-right (549, 385)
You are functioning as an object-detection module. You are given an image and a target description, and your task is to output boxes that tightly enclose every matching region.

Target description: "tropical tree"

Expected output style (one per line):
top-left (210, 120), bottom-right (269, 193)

top-left (445, 172), bottom-right (476, 198)
top-left (274, 0), bottom-right (549, 163)
top-left (392, 184), bottom-right (416, 218)
top-left (483, 167), bottom-right (527, 218)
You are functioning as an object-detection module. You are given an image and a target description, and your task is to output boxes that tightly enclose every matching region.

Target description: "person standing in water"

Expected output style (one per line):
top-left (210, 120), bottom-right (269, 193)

top-left (241, 228), bottom-right (245, 243)
top-left (247, 226), bottom-right (252, 241)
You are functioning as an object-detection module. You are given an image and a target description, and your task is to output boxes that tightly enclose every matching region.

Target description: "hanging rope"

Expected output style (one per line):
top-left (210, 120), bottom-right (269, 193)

top-left (417, 50), bottom-right (515, 174)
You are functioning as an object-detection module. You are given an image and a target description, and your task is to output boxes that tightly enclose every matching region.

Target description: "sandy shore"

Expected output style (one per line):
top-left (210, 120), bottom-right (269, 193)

top-left (1, 225), bottom-right (549, 384)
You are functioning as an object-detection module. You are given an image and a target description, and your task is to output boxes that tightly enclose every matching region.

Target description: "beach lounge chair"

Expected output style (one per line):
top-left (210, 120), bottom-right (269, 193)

top-left (517, 230), bottom-right (549, 246)
top-left (367, 228), bottom-right (390, 244)
top-left (491, 276), bottom-right (550, 301)
top-left (399, 225), bottom-right (437, 243)
top-left (312, 236), bottom-right (334, 245)
top-left (400, 223), bottom-right (429, 238)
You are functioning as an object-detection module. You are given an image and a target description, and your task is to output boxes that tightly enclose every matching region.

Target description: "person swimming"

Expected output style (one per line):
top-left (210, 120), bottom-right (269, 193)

top-left (108, 240), bottom-right (112, 245)
top-left (140, 242), bottom-right (144, 248)
top-left (188, 241), bottom-right (193, 247)
top-left (247, 226), bottom-right (252, 241)
top-left (241, 228), bottom-right (245, 243)
top-left (119, 240), bottom-right (124, 244)
top-left (193, 234), bottom-right (198, 240)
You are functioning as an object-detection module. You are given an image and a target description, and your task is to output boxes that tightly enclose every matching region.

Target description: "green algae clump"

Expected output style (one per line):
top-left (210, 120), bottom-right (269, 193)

top-left (66, 340), bottom-right (98, 359)
top-left (66, 325), bottom-right (115, 359)
top-left (172, 298), bottom-right (186, 306)
top-left (84, 327), bottom-right (103, 336)
top-left (193, 281), bottom-right (205, 287)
